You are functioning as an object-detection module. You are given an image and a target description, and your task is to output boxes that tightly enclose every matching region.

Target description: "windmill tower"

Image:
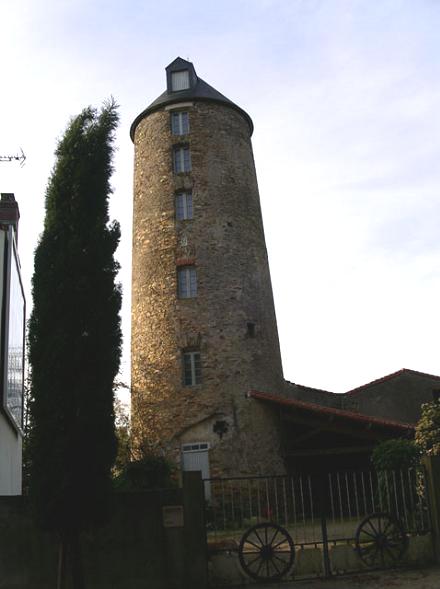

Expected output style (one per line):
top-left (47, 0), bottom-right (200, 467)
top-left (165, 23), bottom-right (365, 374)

top-left (131, 58), bottom-right (285, 476)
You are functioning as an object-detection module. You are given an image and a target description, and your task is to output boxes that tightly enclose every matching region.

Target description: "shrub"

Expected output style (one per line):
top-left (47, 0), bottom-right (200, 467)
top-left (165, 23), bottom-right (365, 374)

top-left (415, 401), bottom-right (440, 456)
top-left (114, 454), bottom-right (177, 491)
top-left (372, 439), bottom-right (420, 471)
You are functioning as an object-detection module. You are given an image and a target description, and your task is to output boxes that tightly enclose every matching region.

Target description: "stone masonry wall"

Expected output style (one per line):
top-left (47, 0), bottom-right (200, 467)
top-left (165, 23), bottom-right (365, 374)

top-left (131, 100), bottom-right (285, 475)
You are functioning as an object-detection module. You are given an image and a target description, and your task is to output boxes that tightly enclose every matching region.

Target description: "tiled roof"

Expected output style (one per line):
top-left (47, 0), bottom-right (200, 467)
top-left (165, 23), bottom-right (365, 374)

top-left (249, 390), bottom-right (414, 431)
top-left (345, 368), bottom-right (440, 396)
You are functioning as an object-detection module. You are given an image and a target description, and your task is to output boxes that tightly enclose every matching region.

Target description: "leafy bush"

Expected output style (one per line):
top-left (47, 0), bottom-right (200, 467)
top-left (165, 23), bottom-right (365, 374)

top-left (114, 454), bottom-right (177, 491)
top-left (415, 401), bottom-right (440, 456)
top-left (372, 439), bottom-right (421, 518)
top-left (113, 397), bottom-right (131, 476)
top-left (372, 439), bottom-right (420, 471)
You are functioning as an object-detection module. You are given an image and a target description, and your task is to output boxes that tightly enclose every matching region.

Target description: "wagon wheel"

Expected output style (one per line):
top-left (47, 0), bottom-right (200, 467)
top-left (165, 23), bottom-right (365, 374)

top-left (355, 512), bottom-right (408, 568)
top-left (238, 522), bottom-right (295, 582)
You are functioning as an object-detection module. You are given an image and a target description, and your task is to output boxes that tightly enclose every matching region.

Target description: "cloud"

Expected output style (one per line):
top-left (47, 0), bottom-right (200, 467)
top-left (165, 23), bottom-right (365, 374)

top-left (2, 0), bottom-right (440, 392)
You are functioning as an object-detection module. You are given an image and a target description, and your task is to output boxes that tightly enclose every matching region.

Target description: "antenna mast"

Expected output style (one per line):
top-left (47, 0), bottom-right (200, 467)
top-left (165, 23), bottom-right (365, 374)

top-left (0, 148), bottom-right (26, 167)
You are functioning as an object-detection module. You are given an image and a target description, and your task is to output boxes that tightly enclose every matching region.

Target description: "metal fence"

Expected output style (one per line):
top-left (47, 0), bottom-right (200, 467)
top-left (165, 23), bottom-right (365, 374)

top-left (205, 467), bottom-right (430, 548)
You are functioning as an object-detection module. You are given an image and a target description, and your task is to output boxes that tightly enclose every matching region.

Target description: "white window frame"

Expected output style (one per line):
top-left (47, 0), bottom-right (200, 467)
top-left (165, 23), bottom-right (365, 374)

top-left (171, 70), bottom-right (190, 91)
top-left (173, 146), bottom-right (191, 173)
top-left (175, 191), bottom-right (193, 221)
top-left (181, 442), bottom-right (210, 453)
top-left (182, 350), bottom-right (201, 386)
top-left (178, 266), bottom-right (197, 298)
top-left (171, 111), bottom-right (189, 135)
top-left (181, 442), bottom-right (211, 498)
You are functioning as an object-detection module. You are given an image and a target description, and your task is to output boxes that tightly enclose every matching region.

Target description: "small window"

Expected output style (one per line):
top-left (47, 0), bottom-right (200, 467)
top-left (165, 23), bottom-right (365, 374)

top-left (246, 322), bottom-right (256, 338)
top-left (182, 442), bottom-right (209, 452)
top-left (176, 192), bottom-right (193, 221)
top-left (171, 70), bottom-right (190, 91)
top-left (178, 266), bottom-right (197, 298)
top-left (172, 111), bottom-right (189, 135)
top-left (182, 351), bottom-right (202, 386)
top-left (173, 145), bottom-right (191, 173)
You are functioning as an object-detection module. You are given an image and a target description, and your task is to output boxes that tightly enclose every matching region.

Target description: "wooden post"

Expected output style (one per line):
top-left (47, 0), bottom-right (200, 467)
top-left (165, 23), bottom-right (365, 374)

top-left (70, 529), bottom-right (85, 589)
top-left (57, 537), bottom-right (67, 589)
top-left (183, 471), bottom-right (208, 589)
top-left (422, 455), bottom-right (440, 563)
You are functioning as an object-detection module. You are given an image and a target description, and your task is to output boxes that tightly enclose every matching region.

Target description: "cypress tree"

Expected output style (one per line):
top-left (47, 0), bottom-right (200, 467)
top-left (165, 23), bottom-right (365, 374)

top-left (28, 100), bottom-right (121, 588)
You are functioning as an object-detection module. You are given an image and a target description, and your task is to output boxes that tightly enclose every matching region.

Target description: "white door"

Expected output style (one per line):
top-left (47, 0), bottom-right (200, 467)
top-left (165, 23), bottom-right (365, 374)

top-left (181, 442), bottom-right (211, 499)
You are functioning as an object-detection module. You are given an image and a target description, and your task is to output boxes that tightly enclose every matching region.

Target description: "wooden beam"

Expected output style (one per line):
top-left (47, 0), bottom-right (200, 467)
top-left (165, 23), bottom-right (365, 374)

top-left (280, 412), bottom-right (392, 441)
top-left (290, 427), bottom-right (323, 446)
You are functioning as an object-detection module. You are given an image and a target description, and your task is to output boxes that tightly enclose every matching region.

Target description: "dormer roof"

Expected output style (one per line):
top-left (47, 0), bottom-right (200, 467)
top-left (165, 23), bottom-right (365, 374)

top-left (130, 57), bottom-right (253, 140)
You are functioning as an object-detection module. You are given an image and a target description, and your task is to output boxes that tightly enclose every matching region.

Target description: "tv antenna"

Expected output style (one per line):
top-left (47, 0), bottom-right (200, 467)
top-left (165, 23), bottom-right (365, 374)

top-left (0, 148), bottom-right (26, 167)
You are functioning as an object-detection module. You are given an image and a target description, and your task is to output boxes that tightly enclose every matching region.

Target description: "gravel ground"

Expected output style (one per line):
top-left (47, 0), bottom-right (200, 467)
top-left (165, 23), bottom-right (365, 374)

top-left (254, 566), bottom-right (440, 589)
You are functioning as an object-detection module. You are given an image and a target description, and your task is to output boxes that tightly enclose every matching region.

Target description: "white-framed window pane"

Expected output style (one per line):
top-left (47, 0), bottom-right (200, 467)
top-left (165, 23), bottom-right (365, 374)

top-left (183, 351), bottom-right (201, 385)
top-left (172, 112), bottom-right (189, 135)
top-left (193, 353), bottom-right (201, 382)
top-left (186, 194), bottom-right (193, 218)
top-left (183, 353), bottom-right (193, 385)
top-left (171, 70), bottom-right (190, 91)
top-left (178, 269), bottom-right (187, 296)
top-left (189, 270), bottom-right (197, 293)
top-left (178, 267), bottom-right (197, 298)
top-left (173, 149), bottom-right (180, 173)
top-left (176, 192), bottom-right (193, 221)
top-left (184, 147), bottom-right (191, 170)
top-left (173, 146), bottom-right (191, 173)
top-left (176, 194), bottom-right (185, 220)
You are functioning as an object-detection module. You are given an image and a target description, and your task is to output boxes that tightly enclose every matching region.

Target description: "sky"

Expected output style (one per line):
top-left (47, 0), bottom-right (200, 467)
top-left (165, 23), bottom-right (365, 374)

top-left (1, 0), bottom-right (439, 401)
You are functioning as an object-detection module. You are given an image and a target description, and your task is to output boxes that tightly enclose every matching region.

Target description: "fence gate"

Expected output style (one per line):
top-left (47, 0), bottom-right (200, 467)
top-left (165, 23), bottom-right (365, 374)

top-left (204, 467), bottom-right (432, 584)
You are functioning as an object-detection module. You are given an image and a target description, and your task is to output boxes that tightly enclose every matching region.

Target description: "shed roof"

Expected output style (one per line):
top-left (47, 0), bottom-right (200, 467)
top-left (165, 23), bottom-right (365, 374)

top-left (249, 390), bottom-right (414, 432)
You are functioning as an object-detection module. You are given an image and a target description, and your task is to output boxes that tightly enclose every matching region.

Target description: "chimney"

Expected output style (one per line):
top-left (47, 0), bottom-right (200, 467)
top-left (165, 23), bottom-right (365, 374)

top-left (0, 193), bottom-right (20, 244)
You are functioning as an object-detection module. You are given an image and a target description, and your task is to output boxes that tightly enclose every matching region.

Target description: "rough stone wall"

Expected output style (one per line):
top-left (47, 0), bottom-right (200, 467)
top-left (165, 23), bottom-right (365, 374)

top-left (132, 100), bottom-right (285, 475)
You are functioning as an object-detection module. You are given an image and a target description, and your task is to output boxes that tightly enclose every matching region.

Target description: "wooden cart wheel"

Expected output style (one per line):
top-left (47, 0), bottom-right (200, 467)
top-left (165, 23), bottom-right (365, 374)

top-left (355, 512), bottom-right (408, 568)
top-left (238, 522), bottom-right (295, 581)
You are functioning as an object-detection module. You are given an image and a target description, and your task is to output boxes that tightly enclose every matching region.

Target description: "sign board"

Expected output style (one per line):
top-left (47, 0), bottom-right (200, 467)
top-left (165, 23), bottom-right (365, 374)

top-left (162, 505), bottom-right (184, 528)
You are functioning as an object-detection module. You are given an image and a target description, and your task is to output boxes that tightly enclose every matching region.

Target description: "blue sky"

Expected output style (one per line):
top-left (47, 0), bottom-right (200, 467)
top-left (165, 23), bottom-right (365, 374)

top-left (1, 0), bottom-right (440, 398)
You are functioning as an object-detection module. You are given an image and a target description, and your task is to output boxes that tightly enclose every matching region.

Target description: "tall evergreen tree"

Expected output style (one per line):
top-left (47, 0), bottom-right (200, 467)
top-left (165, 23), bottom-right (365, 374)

top-left (28, 100), bottom-right (121, 588)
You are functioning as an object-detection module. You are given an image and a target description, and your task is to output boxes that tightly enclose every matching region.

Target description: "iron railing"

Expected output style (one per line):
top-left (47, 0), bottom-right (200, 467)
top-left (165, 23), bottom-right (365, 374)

top-left (204, 467), bottom-right (430, 547)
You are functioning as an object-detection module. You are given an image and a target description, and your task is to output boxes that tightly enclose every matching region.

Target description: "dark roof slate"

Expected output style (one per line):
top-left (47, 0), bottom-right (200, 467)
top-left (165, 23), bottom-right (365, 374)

top-left (130, 58), bottom-right (254, 140)
top-left (166, 57), bottom-right (192, 72)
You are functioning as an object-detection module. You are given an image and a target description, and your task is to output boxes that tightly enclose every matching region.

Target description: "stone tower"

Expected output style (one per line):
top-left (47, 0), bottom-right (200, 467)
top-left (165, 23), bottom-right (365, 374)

top-left (131, 58), bottom-right (285, 476)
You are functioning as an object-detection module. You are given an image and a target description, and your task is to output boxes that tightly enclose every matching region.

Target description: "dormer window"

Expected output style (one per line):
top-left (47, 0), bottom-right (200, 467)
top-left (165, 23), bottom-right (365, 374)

top-left (171, 70), bottom-right (190, 92)
top-left (166, 58), bottom-right (197, 95)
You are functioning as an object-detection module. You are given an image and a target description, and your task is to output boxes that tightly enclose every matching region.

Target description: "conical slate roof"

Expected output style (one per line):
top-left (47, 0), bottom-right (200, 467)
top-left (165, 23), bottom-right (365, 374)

top-left (130, 58), bottom-right (253, 140)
